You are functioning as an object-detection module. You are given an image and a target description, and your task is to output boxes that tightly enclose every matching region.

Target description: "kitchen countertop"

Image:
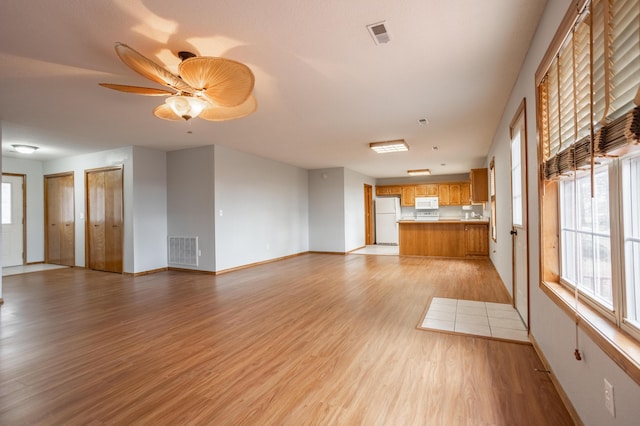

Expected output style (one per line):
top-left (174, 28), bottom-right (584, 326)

top-left (398, 218), bottom-right (489, 224)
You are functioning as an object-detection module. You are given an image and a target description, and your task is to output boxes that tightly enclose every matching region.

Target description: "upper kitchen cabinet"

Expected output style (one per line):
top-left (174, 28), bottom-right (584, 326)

top-left (375, 185), bottom-right (402, 196)
top-left (470, 168), bottom-right (489, 203)
top-left (449, 184), bottom-right (461, 205)
top-left (438, 184), bottom-right (450, 205)
top-left (460, 183), bottom-right (471, 205)
top-left (415, 184), bottom-right (438, 197)
top-left (401, 185), bottom-right (415, 206)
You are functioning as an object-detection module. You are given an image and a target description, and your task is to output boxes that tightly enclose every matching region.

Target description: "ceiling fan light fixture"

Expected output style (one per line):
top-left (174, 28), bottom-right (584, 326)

top-left (165, 95), bottom-right (208, 120)
top-left (12, 144), bottom-right (39, 154)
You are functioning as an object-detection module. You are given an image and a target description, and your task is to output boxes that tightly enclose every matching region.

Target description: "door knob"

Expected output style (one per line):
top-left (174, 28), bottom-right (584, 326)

top-left (510, 229), bottom-right (518, 235)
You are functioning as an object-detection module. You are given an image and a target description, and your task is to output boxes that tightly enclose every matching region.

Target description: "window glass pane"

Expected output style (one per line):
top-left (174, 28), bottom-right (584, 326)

top-left (623, 155), bottom-right (640, 327)
top-left (560, 179), bottom-right (575, 229)
top-left (577, 176), bottom-right (593, 232)
top-left (578, 233), bottom-right (595, 294)
top-left (559, 166), bottom-right (612, 310)
top-left (511, 133), bottom-right (522, 225)
top-left (1, 182), bottom-right (11, 225)
top-left (594, 235), bottom-right (612, 305)
top-left (594, 168), bottom-right (610, 233)
top-left (562, 229), bottom-right (577, 283)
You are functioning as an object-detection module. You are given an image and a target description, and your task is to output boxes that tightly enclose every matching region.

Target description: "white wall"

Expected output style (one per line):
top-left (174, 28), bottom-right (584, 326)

top-left (344, 168), bottom-right (375, 251)
top-left (2, 157), bottom-right (44, 263)
top-left (308, 167), bottom-right (346, 252)
top-left (167, 146), bottom-right (216, 271)
top-left (487, 0), bottom-right (640, 423)
top-left (131, 146), bottom-right (167, 273)
top-left (214, 145), bottom-right (309, 271)
top-left (0, 126), bottom-right (3, 300)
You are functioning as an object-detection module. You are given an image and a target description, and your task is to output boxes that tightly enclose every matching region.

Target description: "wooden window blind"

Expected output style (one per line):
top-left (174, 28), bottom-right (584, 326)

top-left (538, 0), bottom-right (640, 179)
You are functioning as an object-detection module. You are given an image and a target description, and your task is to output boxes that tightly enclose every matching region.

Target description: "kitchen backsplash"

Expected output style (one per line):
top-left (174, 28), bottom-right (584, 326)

top-left (400, 205), bottom-right (485, 219)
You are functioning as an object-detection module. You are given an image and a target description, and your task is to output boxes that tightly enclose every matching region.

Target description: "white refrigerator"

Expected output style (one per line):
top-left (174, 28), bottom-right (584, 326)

top-left (375, 197), bottom-right (401, 245)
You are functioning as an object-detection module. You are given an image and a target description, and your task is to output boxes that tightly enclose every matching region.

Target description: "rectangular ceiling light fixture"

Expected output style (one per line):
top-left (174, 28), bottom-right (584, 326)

top-left (369, 139), bottom-right (409, 153)
top-left (407, 169), bottom-right (431, 176)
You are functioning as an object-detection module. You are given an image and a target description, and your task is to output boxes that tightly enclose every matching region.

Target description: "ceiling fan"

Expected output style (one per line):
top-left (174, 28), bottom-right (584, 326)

top-left (100, 42), bottom-right (256, 121)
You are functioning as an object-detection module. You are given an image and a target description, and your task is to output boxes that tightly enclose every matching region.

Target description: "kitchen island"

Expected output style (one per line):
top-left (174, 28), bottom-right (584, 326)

top-left (398, 219), bottom-right (489, 257)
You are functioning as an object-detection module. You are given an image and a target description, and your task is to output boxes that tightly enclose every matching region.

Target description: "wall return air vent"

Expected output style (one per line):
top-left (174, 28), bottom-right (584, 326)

top-left (168, 236), bottom-right (199, 267)
top-left (367, 21), bottom-right (391, 45)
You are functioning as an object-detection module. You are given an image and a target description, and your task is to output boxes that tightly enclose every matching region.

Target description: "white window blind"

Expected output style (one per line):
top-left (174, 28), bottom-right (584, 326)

top-left (610, 0), bottom-right (640, 117)
top-left (539, 0), bottom-right (640, 178)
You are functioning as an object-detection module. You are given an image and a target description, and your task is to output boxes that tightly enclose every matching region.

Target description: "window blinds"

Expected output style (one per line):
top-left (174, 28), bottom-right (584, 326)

top-left (539, 0), bottom-right (640, 180)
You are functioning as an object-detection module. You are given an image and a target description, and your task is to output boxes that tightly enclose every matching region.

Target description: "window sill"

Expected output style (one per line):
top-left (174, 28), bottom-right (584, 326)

top-left (540, 280), bottom-right (640, 386)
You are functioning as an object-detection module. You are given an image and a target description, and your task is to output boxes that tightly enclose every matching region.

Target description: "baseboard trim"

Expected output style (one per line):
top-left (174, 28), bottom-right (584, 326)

top-left (25, 261), bottom-right (45, 266)
top-left (216, 252), bottom-right (310, 275)
top-left (168, 267), bottom-right (215, 275)
top-left (124, 267), bottom-right (169, 277)
top-left (530, 333), bottom-right (583, 426)
top-left (347, 246), bottom-right (366, 253)
top-left (308, 251), bottom-right (346, 255)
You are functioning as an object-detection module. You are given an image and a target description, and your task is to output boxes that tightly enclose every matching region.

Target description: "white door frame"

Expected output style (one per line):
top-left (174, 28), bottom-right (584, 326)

top-left (2, 173), bottom-right (26, 267)
top-left (509, 99), bottom-right (530, 328)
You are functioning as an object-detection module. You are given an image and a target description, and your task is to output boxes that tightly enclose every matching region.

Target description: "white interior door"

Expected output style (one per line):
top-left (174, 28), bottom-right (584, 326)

top-left (2, 174), bottom-right (25, 267)
top-left (510, 102), bottom-right (529, 327)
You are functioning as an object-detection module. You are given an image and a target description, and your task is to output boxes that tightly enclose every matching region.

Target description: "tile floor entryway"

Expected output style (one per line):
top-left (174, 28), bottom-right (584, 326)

top-left (2, 264), bottom-right (69, 276)
top-left (350, 245), bottom-right (399, 256)
top-left (419, 297), bottom-right (529, 343)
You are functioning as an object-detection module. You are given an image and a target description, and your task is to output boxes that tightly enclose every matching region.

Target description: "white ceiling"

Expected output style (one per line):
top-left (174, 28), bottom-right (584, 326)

top-left (0, 0), bottom-right (547, 178)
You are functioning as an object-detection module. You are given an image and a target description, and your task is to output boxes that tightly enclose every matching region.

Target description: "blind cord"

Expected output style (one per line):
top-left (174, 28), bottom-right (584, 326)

top-left (573, 172), bottom-right (583, 361)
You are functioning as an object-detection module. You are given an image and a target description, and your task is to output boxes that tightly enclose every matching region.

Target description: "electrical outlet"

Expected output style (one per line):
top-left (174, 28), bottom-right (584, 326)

top-left (604, 378), bottom-right (615, 417)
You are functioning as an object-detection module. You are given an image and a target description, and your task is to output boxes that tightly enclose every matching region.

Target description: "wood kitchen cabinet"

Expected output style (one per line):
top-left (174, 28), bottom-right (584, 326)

top-left (375, 185), bottom-right (402, 196)
top-left (399, 220), bottom-right (489, 257)
top-left (438, 184), bottom-right (450, 205)
top-left (399, 222), bottom-right (465, 257)
top-left (465, 223), bottom-right (489, 256)
top-left (449, 184), bottom-right (461, 205)
top-left (460, 183), bottom-right (471, 205)
top-left (401, 185), bottom-right (415, 206)
top-left (470, 168), bottom-right (489, 203)
top-left (415, 184), bottom-right (438, 197)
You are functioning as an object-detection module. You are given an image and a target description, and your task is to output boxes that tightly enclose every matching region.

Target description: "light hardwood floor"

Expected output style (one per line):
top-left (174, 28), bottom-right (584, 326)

top-left (0, 254), bottom-right (573, 425)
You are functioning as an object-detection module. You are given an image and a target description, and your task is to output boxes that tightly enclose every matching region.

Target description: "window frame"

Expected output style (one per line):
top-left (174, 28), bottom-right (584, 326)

top-left (490, 157), bottom-right (497, 242)
top-left (557, 163), bottom-right (617, 323)
top-left (620, 152), bottom-right (640, 340)
top-left (536, 0), bottom-right (640, 385)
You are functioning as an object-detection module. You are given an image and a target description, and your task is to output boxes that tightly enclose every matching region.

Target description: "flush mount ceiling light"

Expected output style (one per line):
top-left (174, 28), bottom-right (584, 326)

top-left (407, 169), bottom-right (431, 176)
top-left (369, 139), bottom-right (409, 153)
top-left (12, 144), bottom-right (39, 154)
top-left (100, 42), bottom-right (257, 122)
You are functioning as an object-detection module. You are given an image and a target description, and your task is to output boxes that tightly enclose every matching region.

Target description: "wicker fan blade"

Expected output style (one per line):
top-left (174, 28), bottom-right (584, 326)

top-left (99, 83), bottom-right (175, 96)
top-left (114, 42), bottom-right (194, 93)
top-left (179, 57), bottom-right (255, 107)
top-left (199, 94), bottom-right (257, 121)
top-left (152, 104), bottom-right (183, 121)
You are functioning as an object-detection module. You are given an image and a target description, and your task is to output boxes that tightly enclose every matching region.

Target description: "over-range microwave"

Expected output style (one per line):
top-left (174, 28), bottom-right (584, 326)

top-left (415, 196), bottom-right (439, 210)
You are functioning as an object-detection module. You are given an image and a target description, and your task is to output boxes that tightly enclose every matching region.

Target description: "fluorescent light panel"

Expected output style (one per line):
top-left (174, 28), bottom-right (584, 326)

top-left (407, 169), bottom-right (431, 176)
top-left (12, 144), bottom-right (39, 154)
top-left (369, 139), bottom-right (409, 153)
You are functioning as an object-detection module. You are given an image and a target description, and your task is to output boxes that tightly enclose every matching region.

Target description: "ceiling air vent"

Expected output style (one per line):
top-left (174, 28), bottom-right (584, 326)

top-left (367, 21), bottom-right (390, 45)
